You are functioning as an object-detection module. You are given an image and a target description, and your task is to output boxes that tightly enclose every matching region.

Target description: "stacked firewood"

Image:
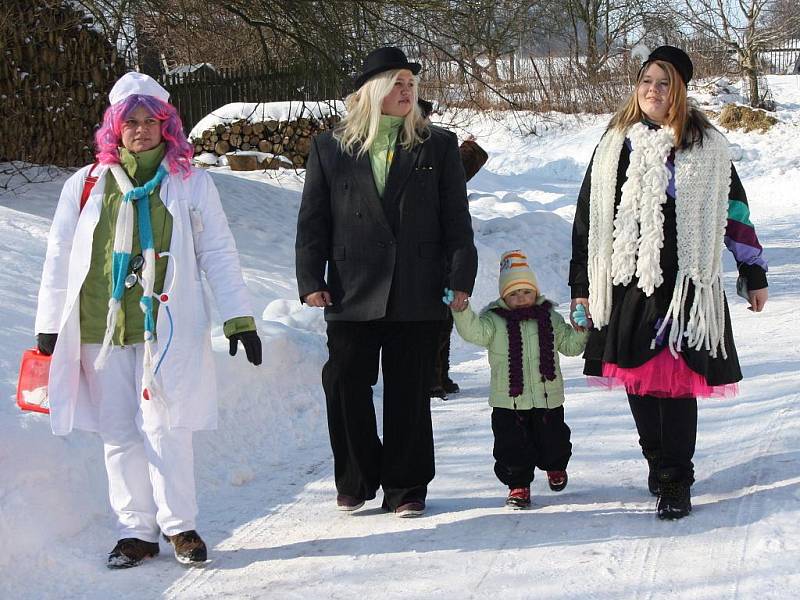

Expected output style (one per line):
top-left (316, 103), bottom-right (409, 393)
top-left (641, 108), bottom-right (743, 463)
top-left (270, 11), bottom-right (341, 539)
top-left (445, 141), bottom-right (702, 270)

top-left (0, 0), bottom-right (126, 167)
top-left (191, 114), bottom-right (341, 169)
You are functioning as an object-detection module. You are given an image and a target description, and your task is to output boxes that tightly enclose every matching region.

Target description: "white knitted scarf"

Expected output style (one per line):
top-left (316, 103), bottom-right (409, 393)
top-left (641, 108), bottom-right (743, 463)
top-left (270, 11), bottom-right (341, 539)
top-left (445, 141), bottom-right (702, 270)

top-left (588, 121), bottom-right (732, 358)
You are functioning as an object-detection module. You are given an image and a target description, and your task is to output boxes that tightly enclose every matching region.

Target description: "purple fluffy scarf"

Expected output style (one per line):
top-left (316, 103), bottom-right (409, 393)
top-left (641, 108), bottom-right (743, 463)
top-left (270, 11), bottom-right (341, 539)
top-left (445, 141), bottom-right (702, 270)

top-left (491, 302), bottom-right (556, 397)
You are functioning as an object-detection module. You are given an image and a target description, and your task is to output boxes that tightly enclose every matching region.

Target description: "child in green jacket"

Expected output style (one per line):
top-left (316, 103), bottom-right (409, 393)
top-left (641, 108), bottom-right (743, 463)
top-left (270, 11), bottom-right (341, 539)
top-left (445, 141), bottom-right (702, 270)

top-left (450, 250), bottom-right (588, 508)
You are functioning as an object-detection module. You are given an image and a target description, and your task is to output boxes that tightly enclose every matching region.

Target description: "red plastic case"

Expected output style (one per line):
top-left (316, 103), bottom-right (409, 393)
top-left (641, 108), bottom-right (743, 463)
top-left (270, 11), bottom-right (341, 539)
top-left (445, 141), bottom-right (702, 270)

top-left (16, 348), bottom-right (52, 414)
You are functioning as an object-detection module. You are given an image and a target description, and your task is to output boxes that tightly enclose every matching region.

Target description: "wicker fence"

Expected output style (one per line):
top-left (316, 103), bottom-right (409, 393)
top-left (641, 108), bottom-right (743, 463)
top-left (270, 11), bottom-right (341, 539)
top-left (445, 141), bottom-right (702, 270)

top-left (157, 65), bottom-right (345, 131)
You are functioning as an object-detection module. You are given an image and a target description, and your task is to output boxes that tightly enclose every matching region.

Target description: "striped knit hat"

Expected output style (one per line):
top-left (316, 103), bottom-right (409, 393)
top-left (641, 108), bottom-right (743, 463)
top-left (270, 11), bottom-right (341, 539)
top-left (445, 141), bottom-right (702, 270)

top-left (499, 250), bottom-right (538, 298)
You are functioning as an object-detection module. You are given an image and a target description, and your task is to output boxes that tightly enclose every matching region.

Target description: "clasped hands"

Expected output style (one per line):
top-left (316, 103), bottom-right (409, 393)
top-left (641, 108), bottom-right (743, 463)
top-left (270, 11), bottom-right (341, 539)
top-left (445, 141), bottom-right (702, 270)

top-left (569, 298), bottom-right (592, 332)
top-left (442, 287), bottom-right (470, 312)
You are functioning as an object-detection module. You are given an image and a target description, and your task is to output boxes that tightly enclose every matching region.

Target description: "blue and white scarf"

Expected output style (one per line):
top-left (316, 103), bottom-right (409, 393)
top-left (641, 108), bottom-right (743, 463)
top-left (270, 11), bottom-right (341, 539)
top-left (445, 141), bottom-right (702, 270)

top-left (94, 163), bottom-right (168, 399)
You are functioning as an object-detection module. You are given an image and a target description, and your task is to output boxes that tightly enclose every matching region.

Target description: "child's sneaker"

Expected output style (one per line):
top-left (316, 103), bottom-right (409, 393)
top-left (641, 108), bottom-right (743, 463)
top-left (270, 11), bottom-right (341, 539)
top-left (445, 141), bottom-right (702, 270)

top-left (547, 470), bottom-right (568, 492)
top-left (505, 487), bottom-right (531, 509)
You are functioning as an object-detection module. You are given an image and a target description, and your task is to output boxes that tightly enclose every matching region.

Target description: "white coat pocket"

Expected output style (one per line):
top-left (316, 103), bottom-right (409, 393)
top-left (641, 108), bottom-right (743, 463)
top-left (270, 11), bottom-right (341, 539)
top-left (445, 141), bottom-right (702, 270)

top-left (190, 207), bottom-right (205, 236)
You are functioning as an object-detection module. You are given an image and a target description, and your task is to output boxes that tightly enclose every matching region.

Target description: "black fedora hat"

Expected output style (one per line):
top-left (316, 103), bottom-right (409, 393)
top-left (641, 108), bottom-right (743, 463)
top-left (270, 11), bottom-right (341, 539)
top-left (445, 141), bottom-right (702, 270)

top-left (354, 46), bottom-right (421, 89)
top-left (639, 45), bottom-right (693, 87)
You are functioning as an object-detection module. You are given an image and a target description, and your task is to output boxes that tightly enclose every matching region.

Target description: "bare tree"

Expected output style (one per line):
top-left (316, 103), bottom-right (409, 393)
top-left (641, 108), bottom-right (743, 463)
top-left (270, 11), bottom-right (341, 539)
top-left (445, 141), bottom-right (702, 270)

top-left (72, 0), bottom-right (138, 66)
top-left (677, 0), bottom-right (800, 107)
top-left (765, 0), bottom-right (800, 38)
top-left (561, 0), bottom-right (651, 80)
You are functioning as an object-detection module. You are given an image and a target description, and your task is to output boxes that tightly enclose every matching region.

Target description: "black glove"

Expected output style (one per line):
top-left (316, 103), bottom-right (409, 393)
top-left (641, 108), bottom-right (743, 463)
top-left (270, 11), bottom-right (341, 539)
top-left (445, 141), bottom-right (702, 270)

top-left (37, 333), bottom-right (58, 356)
top-left (228, 331), bottom-right (262, 366)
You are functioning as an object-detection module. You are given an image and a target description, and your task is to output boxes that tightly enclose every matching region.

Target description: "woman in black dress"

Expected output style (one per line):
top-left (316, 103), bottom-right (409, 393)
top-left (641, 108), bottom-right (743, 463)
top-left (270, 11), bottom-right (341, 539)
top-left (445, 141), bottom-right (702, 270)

top-left (569, 46), bottom-right (768, 520)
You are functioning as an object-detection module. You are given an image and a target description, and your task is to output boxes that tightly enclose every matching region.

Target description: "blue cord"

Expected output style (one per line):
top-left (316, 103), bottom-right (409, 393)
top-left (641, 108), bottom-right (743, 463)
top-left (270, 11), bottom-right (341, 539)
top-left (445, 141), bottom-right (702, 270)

top-left (154, 304), bottom-right (174, 375)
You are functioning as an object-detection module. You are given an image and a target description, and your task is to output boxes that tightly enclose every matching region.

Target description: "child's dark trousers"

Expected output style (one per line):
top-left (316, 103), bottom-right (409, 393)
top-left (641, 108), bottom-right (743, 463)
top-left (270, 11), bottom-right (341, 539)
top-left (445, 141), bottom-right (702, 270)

top-left (491, 405), bottom-right (572, 488)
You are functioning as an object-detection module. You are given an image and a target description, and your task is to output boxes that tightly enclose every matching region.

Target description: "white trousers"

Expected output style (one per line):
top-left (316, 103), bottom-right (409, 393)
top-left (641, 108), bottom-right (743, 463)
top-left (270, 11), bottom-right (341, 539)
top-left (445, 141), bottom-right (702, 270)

top-left (81, 344), bottom-right (198, 542)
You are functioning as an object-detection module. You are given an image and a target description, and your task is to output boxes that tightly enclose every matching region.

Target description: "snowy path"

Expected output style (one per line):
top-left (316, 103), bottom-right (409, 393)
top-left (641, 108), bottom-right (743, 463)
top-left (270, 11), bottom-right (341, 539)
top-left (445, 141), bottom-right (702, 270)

top-left (5, 175), bottom-right (799, 600)
top-left (153, 125), bottom-right (800, 598)
top-left (159, 304), bottom-right (800, 600)
top-left (3, 77), bottom-right (800, 599)
top-left (160, 211), bottom-right (800, 600)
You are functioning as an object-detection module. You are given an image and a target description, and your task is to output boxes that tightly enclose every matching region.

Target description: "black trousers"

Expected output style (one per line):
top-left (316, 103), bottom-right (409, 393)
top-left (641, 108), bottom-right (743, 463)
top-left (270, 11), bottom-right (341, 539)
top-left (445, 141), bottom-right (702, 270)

top-left (491, 406), bottom-right (572, 488)
top-left (322, 320), bottom-right (439, 511)
top-left (627, 394), bottom-right (697, 479)
top-left (432, 313), bottom-right (454, 388)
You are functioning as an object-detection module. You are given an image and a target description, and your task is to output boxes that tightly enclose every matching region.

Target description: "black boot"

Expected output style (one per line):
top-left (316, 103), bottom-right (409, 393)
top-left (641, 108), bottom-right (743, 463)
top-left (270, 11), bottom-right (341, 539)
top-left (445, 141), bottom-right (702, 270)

top-left (429, 385), bottom-right (448, 400)
top-left (442, 377), bottom-right (460, 394)
top-left (656, 467), bottom-right (692, 520)
top-left (107, 538), bottom-right (160, 569)
top-left (643, 450), bottom-right (660, 496)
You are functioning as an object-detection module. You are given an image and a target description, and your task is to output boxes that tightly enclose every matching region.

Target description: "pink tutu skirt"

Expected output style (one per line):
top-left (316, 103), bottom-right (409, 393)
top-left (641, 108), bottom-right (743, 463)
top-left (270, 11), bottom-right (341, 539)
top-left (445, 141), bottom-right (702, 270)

top-left (590, 348), bottom-right (738, 399)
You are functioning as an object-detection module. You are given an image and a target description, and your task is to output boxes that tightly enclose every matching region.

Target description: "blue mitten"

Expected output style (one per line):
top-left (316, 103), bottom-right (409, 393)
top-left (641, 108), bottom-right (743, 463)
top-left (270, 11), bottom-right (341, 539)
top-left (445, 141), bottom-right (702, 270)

top-left (572, 304), bottom-right (589, 327)
top-left (442, 287), bottom-right (455, 305)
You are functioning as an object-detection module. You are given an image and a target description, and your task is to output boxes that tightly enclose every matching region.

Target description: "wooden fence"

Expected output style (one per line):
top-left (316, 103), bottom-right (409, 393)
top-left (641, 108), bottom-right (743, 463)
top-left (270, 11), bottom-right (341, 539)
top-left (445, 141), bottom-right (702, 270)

top-left (158, 65), bottom-right (346, 131)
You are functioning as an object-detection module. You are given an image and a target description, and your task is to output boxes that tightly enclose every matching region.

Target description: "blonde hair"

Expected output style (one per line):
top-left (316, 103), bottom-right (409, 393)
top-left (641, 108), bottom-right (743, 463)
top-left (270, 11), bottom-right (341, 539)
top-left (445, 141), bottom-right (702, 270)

top-left (608, 60), bottom-right (714, 148)
top-left (335, 69), bottom-right (429, 157)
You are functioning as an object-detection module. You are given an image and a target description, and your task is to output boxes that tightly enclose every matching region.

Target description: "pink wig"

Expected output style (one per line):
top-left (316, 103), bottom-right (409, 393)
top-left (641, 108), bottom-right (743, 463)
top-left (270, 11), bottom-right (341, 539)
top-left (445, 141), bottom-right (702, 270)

top-left (95, 94), bottom-right (194, 177)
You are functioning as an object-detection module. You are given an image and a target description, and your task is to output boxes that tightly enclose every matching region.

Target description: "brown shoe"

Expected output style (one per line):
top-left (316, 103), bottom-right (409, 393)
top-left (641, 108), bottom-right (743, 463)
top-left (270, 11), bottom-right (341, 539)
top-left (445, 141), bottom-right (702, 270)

top-left (336, 494), bottom-right (365, 512)
top-left (107, 538), bottom-right (159, 569)
top-left (163, 530), bottom-right (208, 564)
top-left (394, 500), bottom-right (426, 518)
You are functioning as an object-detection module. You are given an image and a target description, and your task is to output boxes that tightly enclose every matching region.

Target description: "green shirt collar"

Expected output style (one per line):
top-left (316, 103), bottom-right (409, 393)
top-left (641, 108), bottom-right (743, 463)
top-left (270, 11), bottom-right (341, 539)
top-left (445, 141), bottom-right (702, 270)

top-left (377, 114), bottom-right (404, 138)
top-left (119, 143), bottom-right (166, 183)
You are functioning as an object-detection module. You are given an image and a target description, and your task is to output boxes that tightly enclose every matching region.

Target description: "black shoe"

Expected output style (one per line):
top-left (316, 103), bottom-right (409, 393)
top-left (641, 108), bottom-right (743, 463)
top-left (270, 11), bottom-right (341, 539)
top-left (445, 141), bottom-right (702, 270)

top-left (163, 530), bottom-right (208, 564)
top-left (107, 538), bottom-right (160, 569)
top-left (429, 386), bottom-right (448, 400)
top-left (656, 468), bottom-right (692, 520)
top-left (643, 450), bottom-right (660, 496)
top-left (442, 379), bottom-right (460, 394)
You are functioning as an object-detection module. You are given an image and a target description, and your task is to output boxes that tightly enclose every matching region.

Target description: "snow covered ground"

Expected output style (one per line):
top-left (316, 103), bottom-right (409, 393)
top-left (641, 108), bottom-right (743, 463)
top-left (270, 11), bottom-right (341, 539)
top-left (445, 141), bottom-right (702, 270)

top-left (1, 76), bottom-right (798, 599)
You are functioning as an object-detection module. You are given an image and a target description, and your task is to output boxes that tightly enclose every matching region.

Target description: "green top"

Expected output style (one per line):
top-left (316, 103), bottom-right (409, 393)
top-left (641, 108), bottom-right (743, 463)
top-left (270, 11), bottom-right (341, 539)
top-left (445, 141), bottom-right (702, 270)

top-left (80, 144), bottom-right (173, 345)
top-left (452, 296), bottom-right (589, 410)
top-left (80, 144), bottom-right (256, 345)
top-left (368, 115), bottom-right (404, 198)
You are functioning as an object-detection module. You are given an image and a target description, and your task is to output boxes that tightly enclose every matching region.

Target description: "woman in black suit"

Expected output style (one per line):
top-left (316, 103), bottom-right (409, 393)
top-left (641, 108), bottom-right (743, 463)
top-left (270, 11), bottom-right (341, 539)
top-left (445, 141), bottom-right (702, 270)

top-left (295, 47), bottom-right (477, 517)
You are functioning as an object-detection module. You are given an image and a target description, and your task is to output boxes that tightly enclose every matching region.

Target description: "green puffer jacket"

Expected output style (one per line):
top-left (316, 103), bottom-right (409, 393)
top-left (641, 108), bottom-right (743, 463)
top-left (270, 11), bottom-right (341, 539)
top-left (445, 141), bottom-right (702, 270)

top-left (452, 296), bottom-right (589, 410)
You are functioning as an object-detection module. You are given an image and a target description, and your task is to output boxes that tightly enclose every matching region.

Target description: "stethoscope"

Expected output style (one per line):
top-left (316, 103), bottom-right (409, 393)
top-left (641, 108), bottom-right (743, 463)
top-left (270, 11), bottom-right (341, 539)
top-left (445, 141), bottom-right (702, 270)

top-left (124, 251), bottom-right (177, 374)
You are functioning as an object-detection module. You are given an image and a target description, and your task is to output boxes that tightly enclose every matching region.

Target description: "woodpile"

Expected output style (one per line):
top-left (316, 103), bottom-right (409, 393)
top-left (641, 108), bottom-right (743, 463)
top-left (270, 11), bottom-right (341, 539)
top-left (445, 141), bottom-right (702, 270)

top-left (0, 0), bottom-right (126, 167)
top-left (191, 114), bottom-right (341, 169)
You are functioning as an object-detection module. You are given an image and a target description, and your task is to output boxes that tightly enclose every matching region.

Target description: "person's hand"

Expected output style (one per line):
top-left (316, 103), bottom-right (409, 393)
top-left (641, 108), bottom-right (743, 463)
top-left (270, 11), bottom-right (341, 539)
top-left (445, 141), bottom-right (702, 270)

top-left (747, 288), bottom-right (768, 312)
top-left (228, 331), bottom-right (262, 365)
top-left (572, 304), bottom-right (590, 328)
top-left (448, 289), bottom-right (470, 312)
top-left (570, 298), bottom-right (591, 332)
top-left (37, 333), bottom-right (58, 356)
top-left (304, 291), bottom-right (332, 307)
top-left (442, 287), bottom-right (455, 305)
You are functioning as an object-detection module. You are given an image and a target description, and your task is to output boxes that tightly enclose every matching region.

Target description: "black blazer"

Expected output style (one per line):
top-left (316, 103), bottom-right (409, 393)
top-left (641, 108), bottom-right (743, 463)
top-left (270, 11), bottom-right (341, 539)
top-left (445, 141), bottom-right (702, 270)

top-left (296, 125), bottom-right (478, 321)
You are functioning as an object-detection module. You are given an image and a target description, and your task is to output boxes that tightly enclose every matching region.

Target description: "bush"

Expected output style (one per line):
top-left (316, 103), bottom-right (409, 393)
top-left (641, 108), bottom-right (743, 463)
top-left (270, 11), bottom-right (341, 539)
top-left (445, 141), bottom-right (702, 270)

top-left (718, 104), bottom-right (779, 133)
